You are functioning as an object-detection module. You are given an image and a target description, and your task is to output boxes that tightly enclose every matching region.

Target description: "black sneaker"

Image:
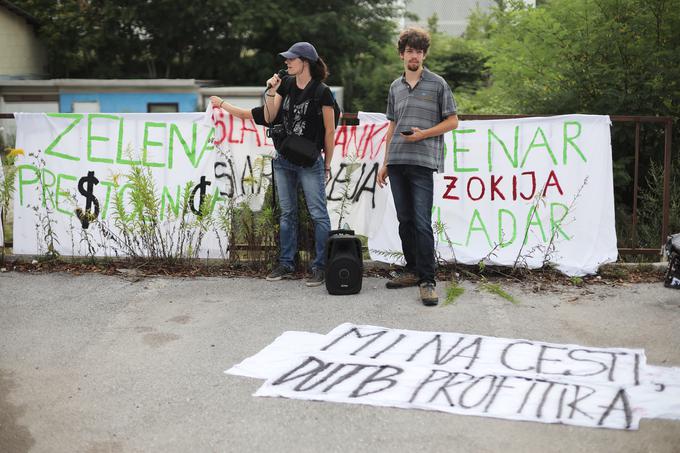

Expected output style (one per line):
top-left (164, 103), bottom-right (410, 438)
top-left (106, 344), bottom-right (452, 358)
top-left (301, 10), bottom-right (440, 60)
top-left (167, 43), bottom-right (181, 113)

top-left (305, 269), bottom-right (325, 287)
top-left (266, 265), bottom-right (294, 281)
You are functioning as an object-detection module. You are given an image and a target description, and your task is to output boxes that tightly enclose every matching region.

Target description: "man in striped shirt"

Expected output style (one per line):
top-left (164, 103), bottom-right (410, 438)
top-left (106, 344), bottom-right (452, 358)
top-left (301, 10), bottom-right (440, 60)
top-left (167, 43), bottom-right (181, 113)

top-left (377, 27), bottom-right (459, 306)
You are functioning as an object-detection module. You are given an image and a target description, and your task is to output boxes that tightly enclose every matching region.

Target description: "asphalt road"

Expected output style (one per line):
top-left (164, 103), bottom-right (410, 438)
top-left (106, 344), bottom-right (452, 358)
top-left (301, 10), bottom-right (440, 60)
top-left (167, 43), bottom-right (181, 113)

top-left (1, 272), bottom-right (679, 452)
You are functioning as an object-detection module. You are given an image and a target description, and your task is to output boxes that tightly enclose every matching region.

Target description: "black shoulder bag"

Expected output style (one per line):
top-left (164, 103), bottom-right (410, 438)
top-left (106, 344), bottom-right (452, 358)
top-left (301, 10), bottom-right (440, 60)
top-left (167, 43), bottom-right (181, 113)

top-left (278, 80), bottom-right (322, 167)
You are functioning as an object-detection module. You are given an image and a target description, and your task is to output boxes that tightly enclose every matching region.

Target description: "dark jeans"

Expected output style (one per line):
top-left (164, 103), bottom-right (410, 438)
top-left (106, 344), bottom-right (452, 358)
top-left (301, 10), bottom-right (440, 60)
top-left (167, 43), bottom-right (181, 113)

top-left (388, 164), bottom-right (436, 284)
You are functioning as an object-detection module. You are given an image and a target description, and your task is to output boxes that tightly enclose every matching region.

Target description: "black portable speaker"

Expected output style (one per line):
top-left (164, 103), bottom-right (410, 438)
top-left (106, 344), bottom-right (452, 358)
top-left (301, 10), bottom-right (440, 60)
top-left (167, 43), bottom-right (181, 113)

top-left (325, 229), bottom-right (363, 295)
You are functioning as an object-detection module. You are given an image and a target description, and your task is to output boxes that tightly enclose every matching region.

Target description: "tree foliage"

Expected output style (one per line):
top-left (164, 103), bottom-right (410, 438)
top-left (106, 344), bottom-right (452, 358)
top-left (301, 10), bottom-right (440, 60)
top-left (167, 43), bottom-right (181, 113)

top-left (13, 0), bottom-right (401, 110)
top-left (464, 0), bottom-right (680, 117)
top-left (462, 0), bottom-right (680, 248)
top-left (425, 15), bottom-right (489, 93)
top-left (345, 14), bottom-right (490, 113)
top-left (14, 0), bottom-right (494, 112)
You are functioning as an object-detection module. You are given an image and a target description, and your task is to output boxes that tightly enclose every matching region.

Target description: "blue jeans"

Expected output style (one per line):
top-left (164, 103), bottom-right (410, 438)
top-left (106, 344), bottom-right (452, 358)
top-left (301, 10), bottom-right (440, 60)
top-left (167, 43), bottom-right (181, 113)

top-left (273, 155), bottom-right (331, 271)
top-left (388, 164), bottom-right (436, 284)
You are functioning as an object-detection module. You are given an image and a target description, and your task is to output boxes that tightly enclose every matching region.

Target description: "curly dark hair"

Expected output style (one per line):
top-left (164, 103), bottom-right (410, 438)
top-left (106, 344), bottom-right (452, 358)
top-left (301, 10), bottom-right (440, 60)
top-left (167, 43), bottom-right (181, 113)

top-left (397, 27), bottom-right (431, 54)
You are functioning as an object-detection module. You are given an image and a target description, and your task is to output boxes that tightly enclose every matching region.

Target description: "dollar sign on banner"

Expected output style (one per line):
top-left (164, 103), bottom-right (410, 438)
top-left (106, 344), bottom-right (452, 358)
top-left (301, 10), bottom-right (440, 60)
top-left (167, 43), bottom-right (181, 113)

top-left (76, 171), bottom-right (100, 229)
top-left (190, 176), bottom-right (212, 215)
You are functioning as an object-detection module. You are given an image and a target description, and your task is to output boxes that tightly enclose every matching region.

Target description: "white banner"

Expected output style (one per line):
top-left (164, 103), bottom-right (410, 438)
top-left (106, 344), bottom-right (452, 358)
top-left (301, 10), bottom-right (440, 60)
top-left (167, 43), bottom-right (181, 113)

top-left (12, 112), bottom-right (616, 274)
top-left (227, 324), bottom-right (680, 430)
top-left (14, 112), bottom-right (224, 257)
top-left (362, 113), bottom-right (617, 276)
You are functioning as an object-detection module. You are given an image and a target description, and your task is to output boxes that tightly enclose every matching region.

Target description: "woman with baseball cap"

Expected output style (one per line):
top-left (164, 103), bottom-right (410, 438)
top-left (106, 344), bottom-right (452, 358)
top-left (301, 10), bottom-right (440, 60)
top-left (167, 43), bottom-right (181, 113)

top-left (262, 42), bottom-right (335, 287)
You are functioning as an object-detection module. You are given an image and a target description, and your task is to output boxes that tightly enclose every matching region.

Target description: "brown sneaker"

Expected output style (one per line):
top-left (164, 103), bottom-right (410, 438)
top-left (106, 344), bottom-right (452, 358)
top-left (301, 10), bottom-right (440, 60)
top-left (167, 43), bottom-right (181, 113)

top-left (419, 282), bottom-right (438, 306)
top-left (386, 272), bottom-right (419, 289)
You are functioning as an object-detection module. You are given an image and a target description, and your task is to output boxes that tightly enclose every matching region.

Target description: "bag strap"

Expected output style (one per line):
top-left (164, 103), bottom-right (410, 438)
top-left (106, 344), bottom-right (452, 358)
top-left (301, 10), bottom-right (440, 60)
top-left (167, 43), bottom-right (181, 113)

top-left (313, 82), bottom-right (327, 114)
top-left (280, 76), bottom-right (296, 134)
top-left (312, 81), bottom-right (329, 148)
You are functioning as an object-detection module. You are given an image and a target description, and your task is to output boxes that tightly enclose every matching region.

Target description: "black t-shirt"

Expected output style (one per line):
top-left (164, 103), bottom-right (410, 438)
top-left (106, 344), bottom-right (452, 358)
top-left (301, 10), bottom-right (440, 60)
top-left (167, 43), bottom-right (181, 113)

top-left (277, 77), bottom-right (334, 147)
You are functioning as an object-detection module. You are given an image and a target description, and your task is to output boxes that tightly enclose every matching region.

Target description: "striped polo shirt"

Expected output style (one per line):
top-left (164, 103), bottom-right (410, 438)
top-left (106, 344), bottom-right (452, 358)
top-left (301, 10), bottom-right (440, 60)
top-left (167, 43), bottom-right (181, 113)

top-left (385, 67), bottom-right (457, 172)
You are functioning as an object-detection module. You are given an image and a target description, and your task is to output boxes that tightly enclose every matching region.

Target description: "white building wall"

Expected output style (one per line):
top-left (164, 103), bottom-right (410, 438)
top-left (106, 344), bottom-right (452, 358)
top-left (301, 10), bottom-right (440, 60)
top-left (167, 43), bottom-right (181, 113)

top-left (0, 7), bottom-right (47, 78)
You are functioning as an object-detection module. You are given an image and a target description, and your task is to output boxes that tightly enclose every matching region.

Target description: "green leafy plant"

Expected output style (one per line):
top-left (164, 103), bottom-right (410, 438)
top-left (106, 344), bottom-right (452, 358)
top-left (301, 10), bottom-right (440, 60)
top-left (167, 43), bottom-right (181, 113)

top-left (0, 145), bottom-right (20, 254)
top-left (28, 153), bottom-right (61, 261)
top-left (332, 154), bottom-right (361, 229)
top-left (569, 276), bottom-right (584, 286)
top-left (443, 280), bottom-right (465, 306)
top-left (637, 157), bottom-right (680, 248)
top-left (479, 280), bottom-right (518, 304)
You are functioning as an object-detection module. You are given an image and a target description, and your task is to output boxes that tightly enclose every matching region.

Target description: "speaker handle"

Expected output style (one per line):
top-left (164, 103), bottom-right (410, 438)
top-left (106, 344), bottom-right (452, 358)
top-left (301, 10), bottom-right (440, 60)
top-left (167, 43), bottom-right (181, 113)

top-left (329, 229), bottom-right (355, 236)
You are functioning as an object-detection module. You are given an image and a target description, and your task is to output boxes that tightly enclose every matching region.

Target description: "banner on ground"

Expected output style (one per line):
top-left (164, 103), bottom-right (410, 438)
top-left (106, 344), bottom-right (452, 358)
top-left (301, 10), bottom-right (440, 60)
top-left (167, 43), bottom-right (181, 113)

top-left (12, 112), bottom-right (616, 274)
top-left (226, 323), bottom-right (680, 430)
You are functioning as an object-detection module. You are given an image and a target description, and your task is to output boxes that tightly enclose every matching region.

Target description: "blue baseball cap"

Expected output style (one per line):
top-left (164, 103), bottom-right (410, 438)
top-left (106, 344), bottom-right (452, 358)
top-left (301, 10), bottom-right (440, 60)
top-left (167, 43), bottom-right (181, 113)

top-left (279, 42), bottom-right (319, 62)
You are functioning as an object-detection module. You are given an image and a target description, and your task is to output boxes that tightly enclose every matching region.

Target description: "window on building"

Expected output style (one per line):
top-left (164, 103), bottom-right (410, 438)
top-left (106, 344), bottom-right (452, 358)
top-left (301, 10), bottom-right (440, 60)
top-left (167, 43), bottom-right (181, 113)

top-left (148, 103), bottom-right (179, 113)
top-left (73, 101), bottom-right (100, 113)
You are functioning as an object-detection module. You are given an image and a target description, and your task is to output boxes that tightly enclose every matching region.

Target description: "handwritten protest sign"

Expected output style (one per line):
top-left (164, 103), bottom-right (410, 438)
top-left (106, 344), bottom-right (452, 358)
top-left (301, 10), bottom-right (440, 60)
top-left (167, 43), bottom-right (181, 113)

top-left (12, 110), bottom-right (388, 258)
top-left (13, 112), bottom-right (226, 257)
top-left (227, 324), bottom-right (680, 430)
top-left (12, 112), bottom-right (616, 274)
top-left (362, 113), bottom-right (617, 276)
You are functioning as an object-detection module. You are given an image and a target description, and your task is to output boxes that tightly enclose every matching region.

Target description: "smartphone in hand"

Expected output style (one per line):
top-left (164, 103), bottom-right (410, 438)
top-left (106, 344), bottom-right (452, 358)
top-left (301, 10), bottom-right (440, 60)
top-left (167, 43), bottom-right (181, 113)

top-left (400, 130), bottom-right (414, 136)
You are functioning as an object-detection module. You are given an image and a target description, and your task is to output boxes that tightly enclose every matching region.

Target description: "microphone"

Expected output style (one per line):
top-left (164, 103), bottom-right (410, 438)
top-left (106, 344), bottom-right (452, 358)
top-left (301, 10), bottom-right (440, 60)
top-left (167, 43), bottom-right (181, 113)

top-left (267, 69), bottom-right (288, 90)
